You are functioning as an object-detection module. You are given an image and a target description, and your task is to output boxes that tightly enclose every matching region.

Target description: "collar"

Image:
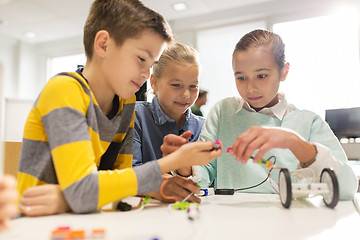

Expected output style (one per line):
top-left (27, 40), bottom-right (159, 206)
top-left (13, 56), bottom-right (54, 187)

top-left (235, 93), bottom-right (288, 120)
top-left (150, 96), bottom-right (190, 125)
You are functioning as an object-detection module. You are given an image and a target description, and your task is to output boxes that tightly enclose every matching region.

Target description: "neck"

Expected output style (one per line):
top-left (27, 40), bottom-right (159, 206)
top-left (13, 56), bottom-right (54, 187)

top-left (82, 62), bottom-right (115, 115)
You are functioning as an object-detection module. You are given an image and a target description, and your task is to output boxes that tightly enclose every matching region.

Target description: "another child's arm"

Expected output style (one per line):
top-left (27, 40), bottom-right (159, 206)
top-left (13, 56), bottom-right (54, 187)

top-left (18, 184), bottom-right (70, 217)
top-left (229, 126), bottom-right (316, 165)
top-left (147, 174), bottom-right (201, 203)
top-left (0, 175), bottom-right (18, 230)
top-left (160, 131), bottom-right (193, 176)
top-left (160, 131), bottom-right (192, 157)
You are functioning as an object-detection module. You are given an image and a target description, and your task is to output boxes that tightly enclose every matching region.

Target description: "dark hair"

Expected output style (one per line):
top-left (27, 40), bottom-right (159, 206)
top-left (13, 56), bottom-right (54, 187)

top-left (198, 89), bottom-right (208, 98)
top-left (83, 0), bottom-right (173, 59)
top-left (233, 29), bottom-right (286, 70)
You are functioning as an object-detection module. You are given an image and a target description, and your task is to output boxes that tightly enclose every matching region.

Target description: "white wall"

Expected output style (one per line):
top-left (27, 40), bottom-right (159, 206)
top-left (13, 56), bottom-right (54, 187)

top-left (0, 63), bottom-right (4, 174)
top-left (0, 0), bottom-right (359, 149)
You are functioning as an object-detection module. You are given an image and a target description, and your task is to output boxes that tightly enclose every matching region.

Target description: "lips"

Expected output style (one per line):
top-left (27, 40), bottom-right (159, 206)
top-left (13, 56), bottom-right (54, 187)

top-left (248, 96), bottom-right (262, 101)
top-left (175, 101), bottom-right (189, 107)
top-left (132, 80), bottom-right (141, 90)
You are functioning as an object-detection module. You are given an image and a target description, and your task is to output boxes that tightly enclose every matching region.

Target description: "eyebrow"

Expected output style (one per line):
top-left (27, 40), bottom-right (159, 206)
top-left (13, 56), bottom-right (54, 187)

top-left (139, 48), bottom-right (154, 59)
top-left (234, 68), bottom-right (271, 75)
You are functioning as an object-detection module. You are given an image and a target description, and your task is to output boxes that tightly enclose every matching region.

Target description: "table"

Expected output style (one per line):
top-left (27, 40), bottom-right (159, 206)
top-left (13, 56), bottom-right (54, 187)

top-left (2, 192), bottom-right (360, 240)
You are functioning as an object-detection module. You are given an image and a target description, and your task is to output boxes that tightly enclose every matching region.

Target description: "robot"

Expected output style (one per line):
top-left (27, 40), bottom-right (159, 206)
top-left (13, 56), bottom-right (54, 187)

top-left (278, 167), bottom-right (339, 209)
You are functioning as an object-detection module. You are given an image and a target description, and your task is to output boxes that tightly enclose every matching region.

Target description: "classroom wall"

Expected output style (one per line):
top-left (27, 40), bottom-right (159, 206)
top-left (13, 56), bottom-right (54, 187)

top-left (0, 0), bottom-right (359, 166)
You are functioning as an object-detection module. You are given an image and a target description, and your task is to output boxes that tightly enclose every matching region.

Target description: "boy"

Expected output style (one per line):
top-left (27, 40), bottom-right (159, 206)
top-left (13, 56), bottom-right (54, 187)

top-left (17, 0), bottom-right (221, 216)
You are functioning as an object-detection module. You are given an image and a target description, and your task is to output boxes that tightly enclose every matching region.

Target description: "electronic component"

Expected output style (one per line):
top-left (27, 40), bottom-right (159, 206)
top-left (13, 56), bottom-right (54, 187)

top-left (215, 189), bottom-right (235, 195)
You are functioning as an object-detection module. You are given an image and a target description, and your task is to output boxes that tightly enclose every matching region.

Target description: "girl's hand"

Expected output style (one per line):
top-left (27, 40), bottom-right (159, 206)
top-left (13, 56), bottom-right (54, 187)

top-left (0, 175), bottom-right (18, 230)
top-left (229, 126), bottom-right (299, 164)
top-left (19, 184), bottom-right (70, 217)
top-left (149, 175), bottom-right (201, 203)
top-left (161, 131), bottom-right (192, 157)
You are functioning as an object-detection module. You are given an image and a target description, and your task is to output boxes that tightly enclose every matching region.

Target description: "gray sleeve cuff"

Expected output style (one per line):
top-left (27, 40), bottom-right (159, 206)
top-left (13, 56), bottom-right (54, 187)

top-left (133, 160), bottom-right (163, 195)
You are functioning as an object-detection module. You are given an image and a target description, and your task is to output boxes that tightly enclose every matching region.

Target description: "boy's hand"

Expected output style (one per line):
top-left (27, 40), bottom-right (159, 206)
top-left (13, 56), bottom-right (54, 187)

top-left (178, 140), bottom-right (222, 167)
top-left (0, 175), bottom-right (18, 230)
top-left (161, 131), bottom-right (192, 157)
top-left (19, 184), bottom-right (70, 217)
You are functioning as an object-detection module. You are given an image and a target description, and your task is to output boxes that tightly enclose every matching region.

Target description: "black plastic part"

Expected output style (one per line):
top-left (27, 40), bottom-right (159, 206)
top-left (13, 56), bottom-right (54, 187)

top-left (279, 168), bottom-right (292, 209)
top-left (116, 201), bottom-right (132, 211)
top-left (320, 168), bottom-right (339, 208)
top-left (215, 189), bottom-right (235, 195)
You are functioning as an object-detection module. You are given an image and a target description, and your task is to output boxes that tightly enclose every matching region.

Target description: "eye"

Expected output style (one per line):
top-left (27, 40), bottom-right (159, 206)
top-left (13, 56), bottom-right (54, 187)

top-left (236, 76), bottom-right (246, 81)
top-left (190, 85), bottom-right (198, 89)
top-left (138, 56), bottom-right (146, 62)
top-left (258, 74), bottom-right (267, 79)
top-left (171, 84), bottom-right (181, 88)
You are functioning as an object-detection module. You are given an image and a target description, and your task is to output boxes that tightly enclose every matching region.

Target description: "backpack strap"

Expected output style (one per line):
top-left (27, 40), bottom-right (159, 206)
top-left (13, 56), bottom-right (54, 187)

top-left (55, 72), bottom-right (120, 171)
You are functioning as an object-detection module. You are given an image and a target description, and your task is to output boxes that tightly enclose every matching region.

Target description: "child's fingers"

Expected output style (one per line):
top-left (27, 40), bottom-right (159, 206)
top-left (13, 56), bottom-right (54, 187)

top-left (22, 184), bottom-right (59, 197)
top-left (18, 204), bottom-right (51, 217)
top-left (0, 188), bottom-right (17, 205)
top-left (0, 218), bottom-right (13, 231)
top-left (0, 203), bottom-right (18, 220)
top-left (180, 131), bottom-right (192, 142)
top-left (0, 175), bottom-right (16, 190)
top-left (163, 134), bottom-right (187, 146)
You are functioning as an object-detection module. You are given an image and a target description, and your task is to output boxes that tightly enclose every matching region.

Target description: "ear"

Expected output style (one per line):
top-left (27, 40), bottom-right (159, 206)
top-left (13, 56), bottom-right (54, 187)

top-left (150, 74), bottom-right (159, 92)
top-left (280, 62), bottom-right (290, 82)
top-left (93, 30), bottom-right (110, 58)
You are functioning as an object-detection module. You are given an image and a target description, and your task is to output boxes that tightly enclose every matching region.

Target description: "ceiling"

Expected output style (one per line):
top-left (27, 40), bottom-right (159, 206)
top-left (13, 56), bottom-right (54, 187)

top-left (0, 0), bottom-right (276, 44)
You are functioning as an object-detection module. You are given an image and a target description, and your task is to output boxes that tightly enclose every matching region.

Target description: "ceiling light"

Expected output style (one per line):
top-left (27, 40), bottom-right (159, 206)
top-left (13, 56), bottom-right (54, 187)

top-left (0, 0), bottom-right (12, 5)
top-left (172, 2), bottom-right (188, 12)
top-left (24, 32), bottom-right (36, 39)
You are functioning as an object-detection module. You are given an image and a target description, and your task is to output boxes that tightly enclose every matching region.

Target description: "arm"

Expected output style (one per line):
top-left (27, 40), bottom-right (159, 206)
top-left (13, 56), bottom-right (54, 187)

top-left (132, 110), bottom-right (143, 167)
top-left (18, 184), bottom-right (70, 217)
top-left (229, 126), bottom-right (317, 165)
top-left (161, 131), bottom-right (193, 176)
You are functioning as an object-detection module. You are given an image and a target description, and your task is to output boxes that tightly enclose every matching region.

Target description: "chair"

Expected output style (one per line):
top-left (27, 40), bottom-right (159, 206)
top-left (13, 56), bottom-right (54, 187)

top-left (3, 141), bottom-right (22, 178)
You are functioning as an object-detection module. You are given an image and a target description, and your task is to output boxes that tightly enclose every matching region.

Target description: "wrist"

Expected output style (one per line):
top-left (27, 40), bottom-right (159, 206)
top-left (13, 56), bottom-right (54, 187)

top-left (299, 144), bottom-right (317, 168)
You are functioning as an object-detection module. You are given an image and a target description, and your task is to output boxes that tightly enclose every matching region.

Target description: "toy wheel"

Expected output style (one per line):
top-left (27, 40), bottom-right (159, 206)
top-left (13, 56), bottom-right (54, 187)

top-left (320, 168), bottom-right (339, 208)
top-left (279, 168), bottom-right (292, 208)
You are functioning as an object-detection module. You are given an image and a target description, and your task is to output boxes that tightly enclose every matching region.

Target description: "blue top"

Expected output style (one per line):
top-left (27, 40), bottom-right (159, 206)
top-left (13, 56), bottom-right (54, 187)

top-left (133, 96), bottom-right (205, 166)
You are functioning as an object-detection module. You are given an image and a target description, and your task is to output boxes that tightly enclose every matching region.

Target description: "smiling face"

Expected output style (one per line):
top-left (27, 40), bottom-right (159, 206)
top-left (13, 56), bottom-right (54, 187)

top-left (151, 63), bottom-right (199, 121)
top-left (232, 46), bottom-right (288, 111)
top-left (102, 29), bottom-right (167, 100)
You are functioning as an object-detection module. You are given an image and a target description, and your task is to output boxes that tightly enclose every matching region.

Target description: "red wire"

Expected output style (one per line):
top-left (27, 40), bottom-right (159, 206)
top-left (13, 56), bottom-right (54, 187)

top-left (269, 166), bottom-right (282, 195)
top-left (160, 178), bottom-right (178, 201)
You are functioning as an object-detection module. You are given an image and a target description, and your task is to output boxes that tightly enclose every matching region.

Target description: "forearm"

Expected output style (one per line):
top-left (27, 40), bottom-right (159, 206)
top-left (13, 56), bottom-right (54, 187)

top-left (157, 152), bottom-right (183, 174)
top-left (290, 134), bottom-right (317, 165)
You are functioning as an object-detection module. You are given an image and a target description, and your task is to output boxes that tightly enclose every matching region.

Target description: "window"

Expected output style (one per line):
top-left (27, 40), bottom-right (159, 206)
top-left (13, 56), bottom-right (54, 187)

top-left (47, 53), bottom-right (86, 79)
top-left (196, 21), bottom-right (267, 116)
top-left (273, 8), bottom-right (360, 118)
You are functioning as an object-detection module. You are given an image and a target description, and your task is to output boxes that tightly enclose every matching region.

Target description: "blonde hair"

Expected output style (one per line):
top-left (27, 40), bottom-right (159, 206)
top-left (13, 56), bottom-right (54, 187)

top-left (153, 42), bottom-right (200, 78)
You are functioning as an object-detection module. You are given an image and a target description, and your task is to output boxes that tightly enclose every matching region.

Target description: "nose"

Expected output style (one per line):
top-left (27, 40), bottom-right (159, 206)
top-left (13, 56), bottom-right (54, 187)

top-left (140, 67), bottom-right (151, 81)
top-left (247, 80), bottom-right (257, 94)
top-left (182, 89), bottom-right (191, 99)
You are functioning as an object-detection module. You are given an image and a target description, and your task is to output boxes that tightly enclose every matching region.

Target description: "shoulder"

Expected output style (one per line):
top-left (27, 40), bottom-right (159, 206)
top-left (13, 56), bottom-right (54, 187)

top-left (289, 106), bottom-right (321, 121)
top-left (40, 72), bottom-right (91, 104)
top-left (210, 97), bottom-right (240, 113)
top-left (189, 112), bottom-right (205, 124)
top-left (135, 100), bottom-right (152, 110)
